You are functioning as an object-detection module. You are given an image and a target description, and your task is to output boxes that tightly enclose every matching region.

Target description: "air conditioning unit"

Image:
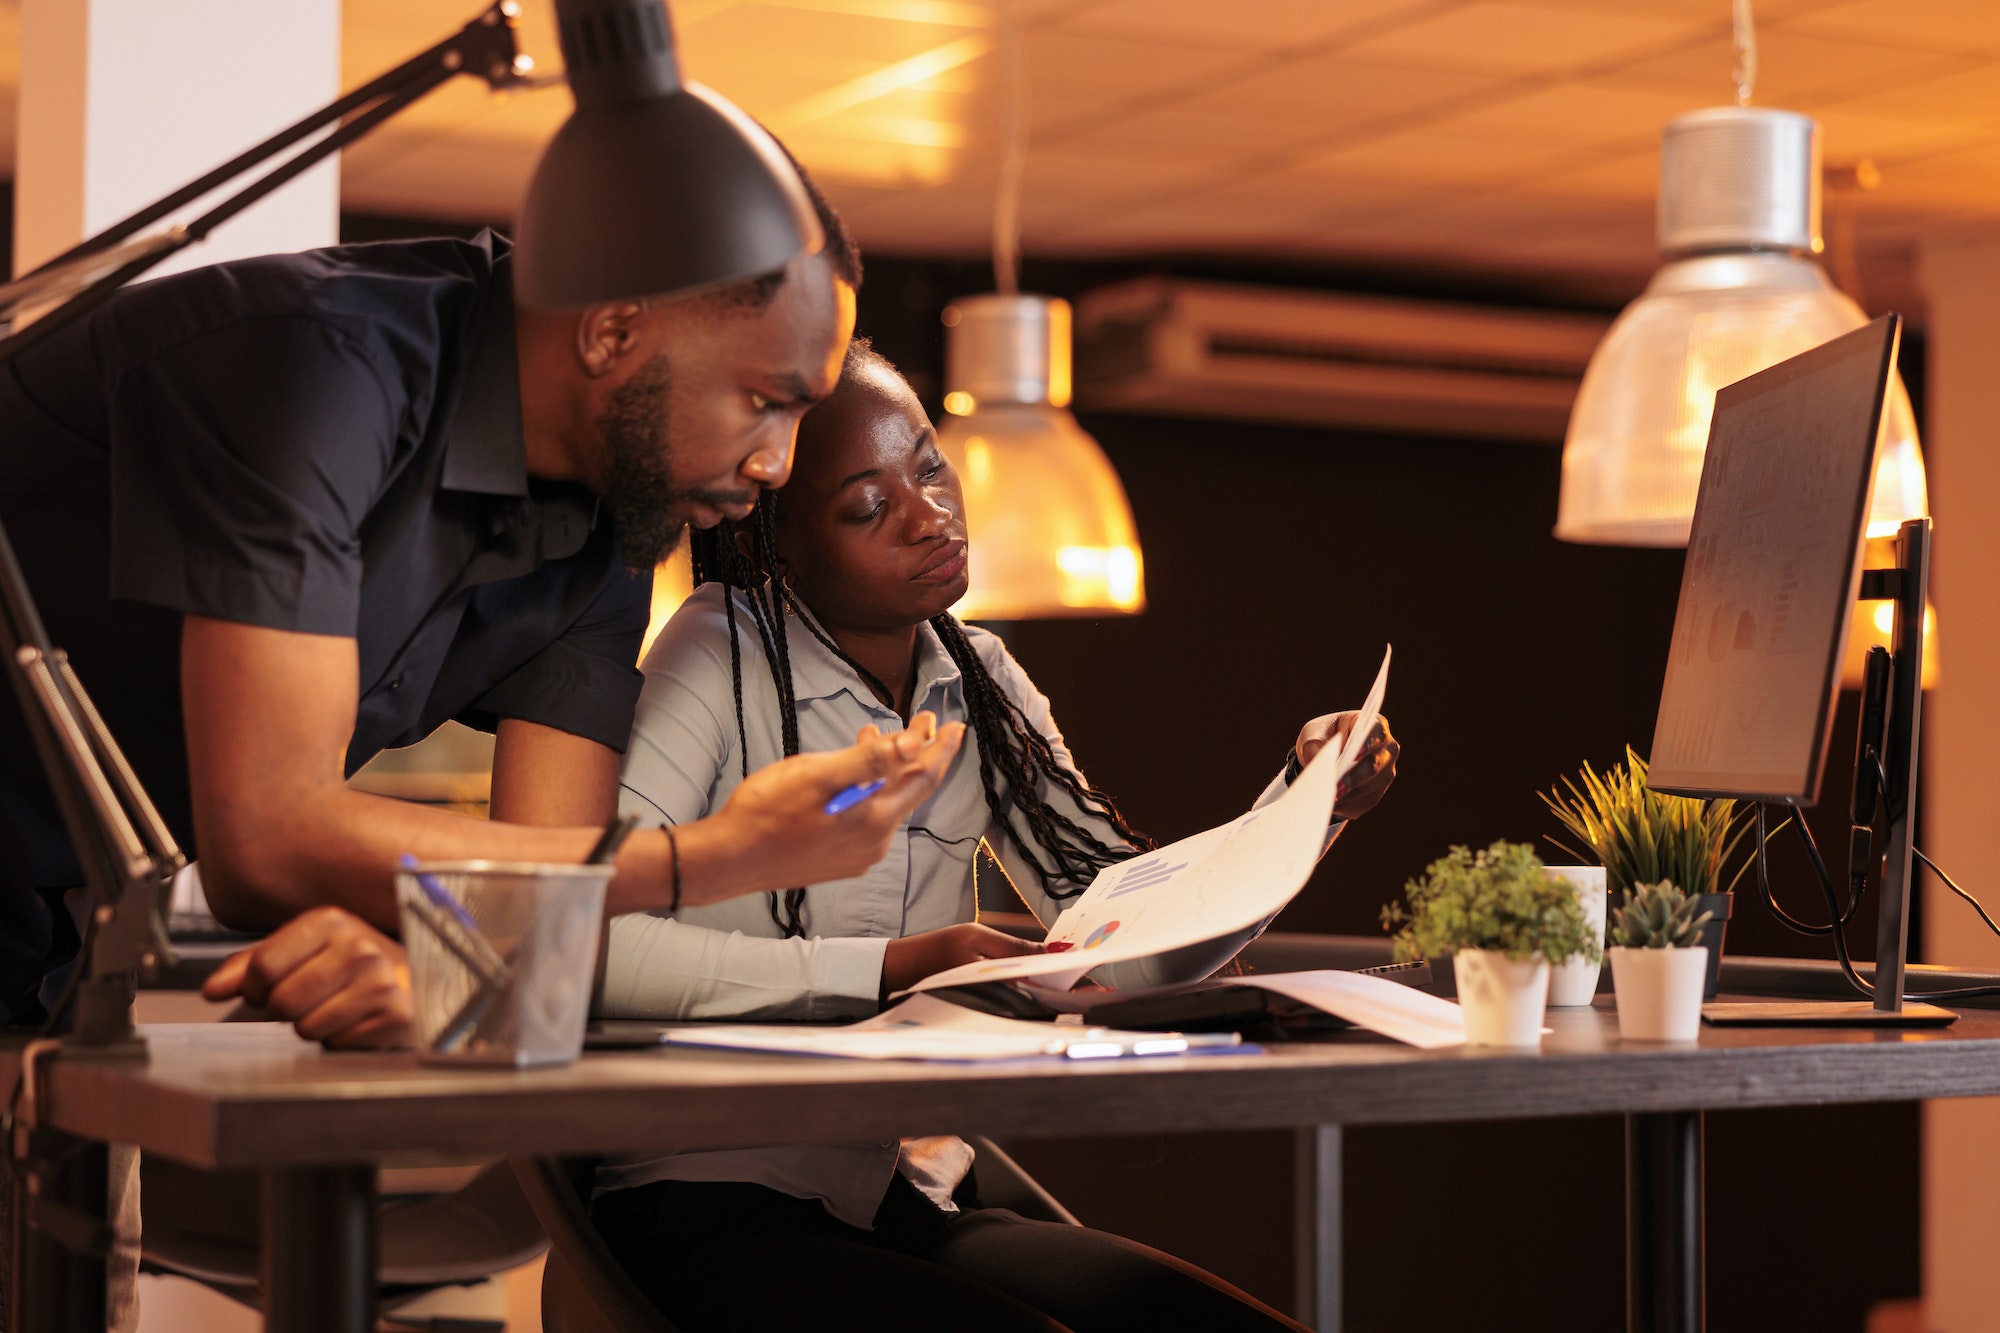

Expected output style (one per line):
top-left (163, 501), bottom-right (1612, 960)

top-left (1074, 278), bottom-right (1611, 444)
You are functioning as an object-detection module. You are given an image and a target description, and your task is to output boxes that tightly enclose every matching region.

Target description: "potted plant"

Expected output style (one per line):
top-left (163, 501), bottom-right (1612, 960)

top-left (1542, 747), bottom-right (1762, 1001)
top-left (1383, 841), bottom-right (1600, 1048)
top-left (1607, 881), bottom-right (1714, 1041)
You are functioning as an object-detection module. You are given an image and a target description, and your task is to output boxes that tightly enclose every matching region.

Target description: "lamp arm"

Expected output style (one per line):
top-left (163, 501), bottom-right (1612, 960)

top-left (0, 1), bottom-right (531, 361)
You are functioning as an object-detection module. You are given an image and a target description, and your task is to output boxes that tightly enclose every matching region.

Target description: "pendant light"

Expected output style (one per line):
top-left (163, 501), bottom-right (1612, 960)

top-left (934, 0), bottom-right (1144, 619)
top-left (1555, 0), bottom-right (1928, 547)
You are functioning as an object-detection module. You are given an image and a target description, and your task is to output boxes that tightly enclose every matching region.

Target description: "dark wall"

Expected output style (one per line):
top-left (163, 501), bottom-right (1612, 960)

top-left (850, 254), bottom-right (1922, 1331)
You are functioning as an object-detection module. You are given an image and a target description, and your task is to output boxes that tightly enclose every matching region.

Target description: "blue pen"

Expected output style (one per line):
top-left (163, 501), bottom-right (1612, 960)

top-left (824, 778), bottom-right (886, 816)
top-left (400, 853), bottom-right (479, 930)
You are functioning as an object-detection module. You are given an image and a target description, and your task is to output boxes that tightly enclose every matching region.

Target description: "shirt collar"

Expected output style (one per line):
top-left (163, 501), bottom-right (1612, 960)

top-left (772, 594), bottom-right (964, 714)
top-left (438, 249), bottom-right (599, 566)
top-left (439, 249), bottom-right (527, 500)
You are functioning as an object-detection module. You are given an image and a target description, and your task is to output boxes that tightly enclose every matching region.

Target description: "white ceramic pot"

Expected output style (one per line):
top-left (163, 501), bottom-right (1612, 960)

top-left (1545, 866), bottom-right (1607, 1006)
top-left (1453, 950), bottom-right (1550, 1048)
top-left (1609, 946), bottom-right (1710, 1042)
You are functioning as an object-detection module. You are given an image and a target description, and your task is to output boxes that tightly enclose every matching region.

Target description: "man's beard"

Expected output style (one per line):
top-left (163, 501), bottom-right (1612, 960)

top-left (597, 352), bottom-right (753, 570)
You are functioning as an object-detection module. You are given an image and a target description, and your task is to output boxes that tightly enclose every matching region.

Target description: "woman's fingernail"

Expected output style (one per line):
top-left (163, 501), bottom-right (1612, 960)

top-left (1046, 941), bottom-right (1074, 953)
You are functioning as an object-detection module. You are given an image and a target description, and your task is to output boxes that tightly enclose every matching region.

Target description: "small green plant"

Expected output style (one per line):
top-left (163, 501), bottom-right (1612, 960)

top-left (1541, 747), bottom-right (1764, 900)
top-left (1382, 841), bottom-right (1601, 967)
top-left (1610, 880), bottom-right (1714, 949)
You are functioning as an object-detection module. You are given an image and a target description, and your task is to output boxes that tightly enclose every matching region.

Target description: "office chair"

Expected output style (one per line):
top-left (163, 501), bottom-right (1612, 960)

top-left (514, 1136), bottom-right (1080, 1333)
top-left (140, 1156), bottom-right (549, 1331)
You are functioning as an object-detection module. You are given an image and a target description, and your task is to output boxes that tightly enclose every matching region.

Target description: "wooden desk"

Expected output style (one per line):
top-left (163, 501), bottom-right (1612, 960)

top-left (11, 1000), bottom-right (2000, 1333)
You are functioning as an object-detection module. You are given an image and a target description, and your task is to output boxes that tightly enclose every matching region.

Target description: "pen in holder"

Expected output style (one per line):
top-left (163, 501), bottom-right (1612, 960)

top-left (394, 860), bottom-right (612, 1067)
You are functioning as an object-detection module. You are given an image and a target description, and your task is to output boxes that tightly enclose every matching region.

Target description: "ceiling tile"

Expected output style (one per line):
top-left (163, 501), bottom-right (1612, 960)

top-left (1186, 57), bottom-right (1502, 130)
top-left (1339, 3), bottom-right (1704, 78)
top-left (1049, 104), bottom-right (1337, 164)
top-left (1529, 149), bottom-right (1662, 202)
top-left (1609, 30), bottom-right (1965, 105)
top-left (1786, 0), bottom-right (2000, 54)
top-left (1295, 129), bottom-right (1584, 188)
top-left (1021, 29), bottom-right (1257, 113)
top-left (1812, 108), bottom-right (1996, 163)
top-left (1819, 61), bottom-right (2000, 125)
top-left (1051, 0), bottom-right (1434, 53)
top-left (1422, 80), bottom-right (1702, 152)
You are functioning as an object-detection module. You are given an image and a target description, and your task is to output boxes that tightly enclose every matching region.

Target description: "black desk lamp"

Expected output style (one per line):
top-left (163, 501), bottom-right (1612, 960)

top-left (0, 0), bottom-right (823, 1052)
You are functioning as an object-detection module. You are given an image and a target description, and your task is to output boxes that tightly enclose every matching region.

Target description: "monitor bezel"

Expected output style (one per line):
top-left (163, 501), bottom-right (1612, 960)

top-left (1646, 315), bottom-right (1900, 807)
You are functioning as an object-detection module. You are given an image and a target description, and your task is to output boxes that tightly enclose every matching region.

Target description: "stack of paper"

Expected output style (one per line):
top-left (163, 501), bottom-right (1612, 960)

top-left (662, 994), bottom-right (1241, 1063)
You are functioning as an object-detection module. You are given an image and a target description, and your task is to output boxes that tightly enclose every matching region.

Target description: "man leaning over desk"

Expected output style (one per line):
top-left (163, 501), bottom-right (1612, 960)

top-left (0, 167), bottom-right (961, 1042)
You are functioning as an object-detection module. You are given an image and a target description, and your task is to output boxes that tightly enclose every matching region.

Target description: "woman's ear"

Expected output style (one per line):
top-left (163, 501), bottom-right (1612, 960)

top-left (730, 527), bottom-right (756, 565)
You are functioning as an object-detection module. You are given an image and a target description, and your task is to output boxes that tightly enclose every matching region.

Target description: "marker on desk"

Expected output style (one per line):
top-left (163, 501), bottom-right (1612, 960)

top-left (823, 778), bottom-right (886, 816)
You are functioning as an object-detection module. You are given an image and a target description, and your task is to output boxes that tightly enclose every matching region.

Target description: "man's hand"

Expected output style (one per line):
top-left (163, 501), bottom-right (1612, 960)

top-left (673, 712), bottom-right (967, 906)
top-left (880, 923), bottom-right (1046, 999)
top-left (1294, 712), bottom-right (1400, 820)
top-left (202, 907), bottom-right (413, 1049)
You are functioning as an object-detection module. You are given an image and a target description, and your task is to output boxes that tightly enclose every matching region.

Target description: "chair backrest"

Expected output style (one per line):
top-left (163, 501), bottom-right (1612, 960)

top-left (509, 1158), bottom-right (678, 1333)
top-left (965, 1137), bottom-right (1081, 1227)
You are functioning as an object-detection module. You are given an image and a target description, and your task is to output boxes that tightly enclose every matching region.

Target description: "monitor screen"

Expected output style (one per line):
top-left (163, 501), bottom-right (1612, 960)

top-left (1647, 316), bottom-right (1899, 805)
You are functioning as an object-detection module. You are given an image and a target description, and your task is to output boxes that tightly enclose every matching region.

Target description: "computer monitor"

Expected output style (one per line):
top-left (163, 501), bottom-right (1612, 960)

top-left (1645, 314), bottom-right (1949, 1025)
top-left (1648, 317), bottom-right (1897, 805)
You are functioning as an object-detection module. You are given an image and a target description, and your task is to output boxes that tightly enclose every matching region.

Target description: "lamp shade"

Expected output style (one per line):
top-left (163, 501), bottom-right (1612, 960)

top-left (936, 295), bottom-right (1145, 620)
top-left (1556, 107), bottom-right (1927, 546)
top-left (513, 0), bottom-right (823, 308)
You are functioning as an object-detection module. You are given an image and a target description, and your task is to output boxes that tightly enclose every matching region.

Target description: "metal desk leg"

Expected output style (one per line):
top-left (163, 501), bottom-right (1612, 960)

top-left (1293, 1124), bottom-right (1341, 1333)
top-left (18, 1130), bottom-right (109, 1333)
top-left (260, 1165), bottom-right (376, 1333)
top-left (1626, 1111), bottom-right (1703, 1333)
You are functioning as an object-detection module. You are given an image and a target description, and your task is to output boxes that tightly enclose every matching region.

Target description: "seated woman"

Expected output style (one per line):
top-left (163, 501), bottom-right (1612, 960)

top-left (593, 339), bottom-right (1398, 1333)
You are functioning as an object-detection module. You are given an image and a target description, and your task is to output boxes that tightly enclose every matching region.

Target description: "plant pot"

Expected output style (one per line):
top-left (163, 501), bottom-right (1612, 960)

top-left (1609, 946), bottom-right (1709, 1041)
top-left (1694, 893), bottom-right (1732, 1000)
top-left (1452, 950), bottom-right (1549, 1048)
top-left (1545, 867), bottom-right (1607, 1005)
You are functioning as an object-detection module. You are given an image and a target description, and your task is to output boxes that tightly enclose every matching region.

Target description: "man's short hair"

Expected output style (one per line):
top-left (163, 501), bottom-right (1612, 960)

top-left (707, 147), bottom-right (861, 310)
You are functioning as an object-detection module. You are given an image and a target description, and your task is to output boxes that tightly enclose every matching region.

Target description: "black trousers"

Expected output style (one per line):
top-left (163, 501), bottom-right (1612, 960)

top-left (591, 1171), bottom-right (1308, 1333)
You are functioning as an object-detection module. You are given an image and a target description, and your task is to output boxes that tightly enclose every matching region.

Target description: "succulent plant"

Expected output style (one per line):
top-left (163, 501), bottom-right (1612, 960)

top-left (1610, 880), bottom-right (1714, 950)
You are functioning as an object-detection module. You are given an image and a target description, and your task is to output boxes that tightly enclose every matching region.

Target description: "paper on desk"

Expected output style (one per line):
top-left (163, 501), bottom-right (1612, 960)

top-left (662, 994), bottom-right (1204, 1063)
top-left (906, 646), bottom-right (1392, 997)
top-left (1234, 971), bottom-right (1468, 1049)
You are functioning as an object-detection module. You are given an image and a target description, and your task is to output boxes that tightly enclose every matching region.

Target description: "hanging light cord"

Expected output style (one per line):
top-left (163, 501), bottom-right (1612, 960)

top-left (992, 0), bottom-right (1027, 296)
top-left (1733, 0), bottom-right (1757, 106)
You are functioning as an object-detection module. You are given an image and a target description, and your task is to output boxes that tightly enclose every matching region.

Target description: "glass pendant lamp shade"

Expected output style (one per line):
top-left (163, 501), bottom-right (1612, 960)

top-left (1556, 107), bottom-right (1927, 546)
top-left (936, 295), bottom-right (1146, 619)
top-left (514, 0), bottom-right (823, 308)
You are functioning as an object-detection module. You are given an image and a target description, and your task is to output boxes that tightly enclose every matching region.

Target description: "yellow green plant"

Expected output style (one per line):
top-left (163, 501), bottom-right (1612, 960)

top-left (1541, 746), bottom-right (1764, 900)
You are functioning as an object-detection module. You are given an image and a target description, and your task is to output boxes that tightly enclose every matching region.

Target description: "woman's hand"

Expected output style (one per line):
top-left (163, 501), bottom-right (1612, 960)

top-left (1294, 712), bottom-right (1400, 820)
top-left (880, 923), bottom-right (1046, 1000)
top-left (202, 906), bottom-right (413, 1049)
top-left (673, 712), bottom-right (967, 906)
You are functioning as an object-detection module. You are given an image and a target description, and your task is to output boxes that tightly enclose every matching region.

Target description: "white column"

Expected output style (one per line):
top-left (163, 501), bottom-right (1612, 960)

top-left (1915, 232), bottom-right (2000, 1333)
top-left (15, 0), bottom-right (342, 279)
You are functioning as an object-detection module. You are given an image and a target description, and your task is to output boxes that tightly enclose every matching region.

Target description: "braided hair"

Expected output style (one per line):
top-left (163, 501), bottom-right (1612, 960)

top-left (688, 340), bottom-right (1155, 938)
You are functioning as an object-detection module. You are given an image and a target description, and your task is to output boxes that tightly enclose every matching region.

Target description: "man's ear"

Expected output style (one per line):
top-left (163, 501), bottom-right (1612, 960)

top-left (575, 302), bottom-right (647, 378)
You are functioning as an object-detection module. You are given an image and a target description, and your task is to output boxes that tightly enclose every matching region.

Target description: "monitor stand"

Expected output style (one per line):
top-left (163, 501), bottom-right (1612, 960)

top-left (1700, 518), bottom-right (1956, 1031)
top-left (1702, 1000), bottom-right (1956, 1028)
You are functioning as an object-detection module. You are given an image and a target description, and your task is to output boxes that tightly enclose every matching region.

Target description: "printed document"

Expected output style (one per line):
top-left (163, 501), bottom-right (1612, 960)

top-left (906, 647), bottom-right (1392, 996)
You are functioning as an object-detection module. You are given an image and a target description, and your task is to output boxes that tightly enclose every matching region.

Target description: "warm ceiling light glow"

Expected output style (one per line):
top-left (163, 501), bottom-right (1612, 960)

top-left (770, 35), bottom-right (991, 132)
top-left (1556, 4), bottom-right (1927, 548)
top-left (940, 297), bottom-right (1146, 621)
top-left (943, 390), bottom-right (976, 415)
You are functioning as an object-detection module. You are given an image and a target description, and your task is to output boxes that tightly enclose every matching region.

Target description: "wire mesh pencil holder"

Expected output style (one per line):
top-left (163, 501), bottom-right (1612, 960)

top-left (395, 861), bottom-right (611, 1067)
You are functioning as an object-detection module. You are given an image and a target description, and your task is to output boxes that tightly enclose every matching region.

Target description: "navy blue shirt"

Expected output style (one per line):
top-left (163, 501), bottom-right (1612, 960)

top-left (0, 232), bottom-right (651, 1024)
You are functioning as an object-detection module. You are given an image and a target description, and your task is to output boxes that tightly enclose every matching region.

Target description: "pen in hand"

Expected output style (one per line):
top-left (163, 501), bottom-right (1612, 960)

top-left (824, 778), bottom-right (886, 816)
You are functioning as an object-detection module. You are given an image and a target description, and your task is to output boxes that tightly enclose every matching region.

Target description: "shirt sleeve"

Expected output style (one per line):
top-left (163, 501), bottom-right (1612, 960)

top-left (598, 587), bottom-right (887, 1021)
top-left (465, 554), bottom-right (650, 751)
top-left (104, 315), bottom-right (401, 635)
